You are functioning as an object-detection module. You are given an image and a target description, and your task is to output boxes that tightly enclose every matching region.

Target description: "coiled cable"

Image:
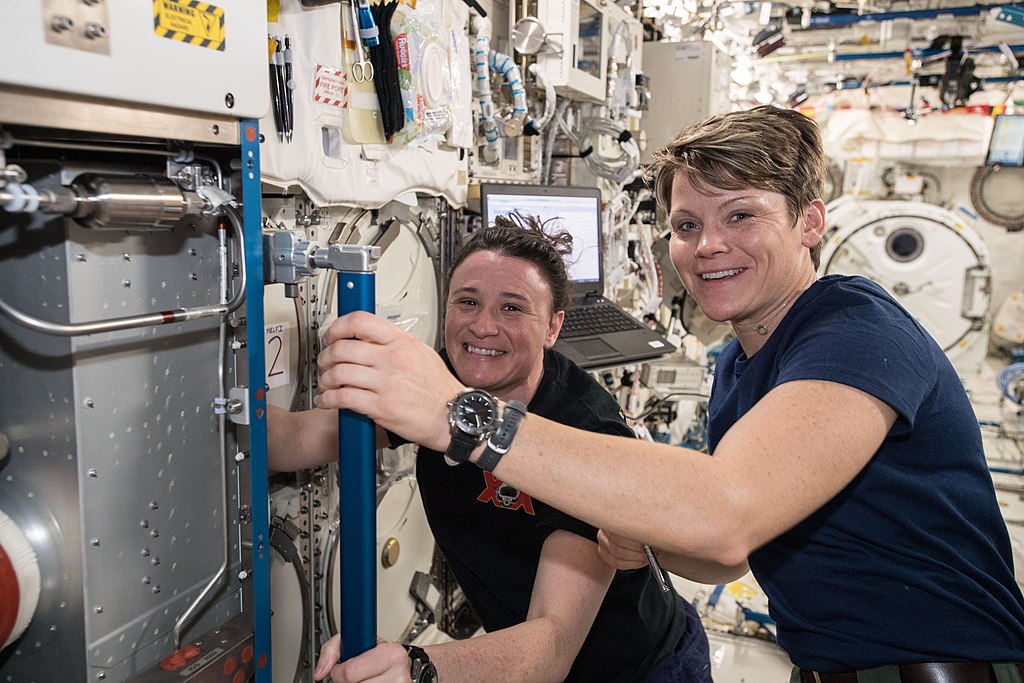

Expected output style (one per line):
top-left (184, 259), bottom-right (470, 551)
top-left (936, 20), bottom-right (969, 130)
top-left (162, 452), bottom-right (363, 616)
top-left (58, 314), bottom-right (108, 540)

top-left (554, 108), bottom-right (640, 185)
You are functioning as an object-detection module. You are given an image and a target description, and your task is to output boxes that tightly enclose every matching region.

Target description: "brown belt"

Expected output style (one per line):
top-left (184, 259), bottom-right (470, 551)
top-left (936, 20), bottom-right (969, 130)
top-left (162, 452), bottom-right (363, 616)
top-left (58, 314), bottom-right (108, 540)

top-left (799, 662), bottom-right (1024, 683)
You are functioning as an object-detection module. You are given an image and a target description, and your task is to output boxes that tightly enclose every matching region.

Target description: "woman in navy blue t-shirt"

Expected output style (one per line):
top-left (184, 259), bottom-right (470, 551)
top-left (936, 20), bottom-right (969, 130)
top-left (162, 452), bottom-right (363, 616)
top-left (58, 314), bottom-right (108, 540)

top-left (316, 107), bottom-right (1024, 682)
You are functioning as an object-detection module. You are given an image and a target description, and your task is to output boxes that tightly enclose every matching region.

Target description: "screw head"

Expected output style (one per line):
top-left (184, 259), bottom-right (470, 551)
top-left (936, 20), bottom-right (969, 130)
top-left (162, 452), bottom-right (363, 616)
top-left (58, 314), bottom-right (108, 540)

top-left (51, 16), bottom-right (74, 32)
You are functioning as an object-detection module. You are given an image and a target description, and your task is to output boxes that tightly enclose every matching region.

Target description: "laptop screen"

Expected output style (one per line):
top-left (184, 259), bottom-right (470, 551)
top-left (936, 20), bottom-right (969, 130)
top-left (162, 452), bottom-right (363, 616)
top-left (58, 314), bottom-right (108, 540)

top-left (479, 184), bottom-right (603, 288)
top-left (985, 114), bottom-right (1024, 167)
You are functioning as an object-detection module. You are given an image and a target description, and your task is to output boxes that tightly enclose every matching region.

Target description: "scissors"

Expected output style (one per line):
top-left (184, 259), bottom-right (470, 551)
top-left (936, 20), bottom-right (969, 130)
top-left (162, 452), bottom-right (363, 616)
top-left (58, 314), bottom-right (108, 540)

top-left (345, 0), bottom-right (373, 82)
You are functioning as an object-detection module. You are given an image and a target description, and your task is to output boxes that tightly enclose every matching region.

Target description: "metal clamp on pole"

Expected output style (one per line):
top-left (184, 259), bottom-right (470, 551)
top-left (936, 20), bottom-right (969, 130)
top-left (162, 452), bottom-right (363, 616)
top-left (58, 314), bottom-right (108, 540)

top-left (327, 244), bottom-right (381, 661)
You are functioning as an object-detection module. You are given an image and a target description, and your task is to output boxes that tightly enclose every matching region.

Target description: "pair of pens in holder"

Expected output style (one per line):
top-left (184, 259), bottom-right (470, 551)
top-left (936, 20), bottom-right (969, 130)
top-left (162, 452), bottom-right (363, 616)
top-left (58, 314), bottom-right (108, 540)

top-left (269, 34), bottom-right (294, 143)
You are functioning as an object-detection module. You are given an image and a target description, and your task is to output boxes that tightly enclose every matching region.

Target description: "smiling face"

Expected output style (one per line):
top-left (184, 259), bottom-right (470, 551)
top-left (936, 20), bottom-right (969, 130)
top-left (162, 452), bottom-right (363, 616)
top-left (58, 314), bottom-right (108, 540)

top-left (444, 250), bottom-right (565, 404)
top-left (668, 170), bottom-right (825, 349)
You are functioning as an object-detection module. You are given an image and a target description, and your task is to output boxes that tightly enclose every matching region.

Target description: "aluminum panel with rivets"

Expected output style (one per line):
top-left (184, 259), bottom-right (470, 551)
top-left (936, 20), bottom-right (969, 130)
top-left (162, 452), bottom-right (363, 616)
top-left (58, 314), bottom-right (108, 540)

top-left (0, 209), bottom-right (246, 681)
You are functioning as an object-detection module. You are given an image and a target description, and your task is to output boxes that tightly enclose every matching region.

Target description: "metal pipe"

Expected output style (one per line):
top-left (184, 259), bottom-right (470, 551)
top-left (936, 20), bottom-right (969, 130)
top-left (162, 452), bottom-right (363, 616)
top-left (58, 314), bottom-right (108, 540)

top-left (753, 43), bottom-right (1024, 66)
top-left (69, 174), bottom-right (206, 230)
top-left (335, 254), bottom-right (378, 660)
top-left (817, 75), bottom-right (1022, 90)
top-left (172, 216), bottom-right (237, 646)
top-left (834, 44), bottom-right (1024, 63)
top-left (173, 320), bottom-right (231, 647)
top-left (3, 174), bottom-right (205, 230)
top-left (0, 204), bottom-right (247, 336)
top-left (605, 19), bottom-right (631, 114)
top-left (2, 136), bottom-right (176, 157)
top-left (804, 3), bottom-right (1009, 29)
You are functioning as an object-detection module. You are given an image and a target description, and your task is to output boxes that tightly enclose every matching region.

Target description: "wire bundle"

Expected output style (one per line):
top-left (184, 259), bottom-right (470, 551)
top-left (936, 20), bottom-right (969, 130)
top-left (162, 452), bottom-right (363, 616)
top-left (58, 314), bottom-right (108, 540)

top-left (553, 105), bottom-right (640, 185)
top-left (368, 0), bottom-right (405, 140)
top-left (997, 362), bottom-right (1024, 406)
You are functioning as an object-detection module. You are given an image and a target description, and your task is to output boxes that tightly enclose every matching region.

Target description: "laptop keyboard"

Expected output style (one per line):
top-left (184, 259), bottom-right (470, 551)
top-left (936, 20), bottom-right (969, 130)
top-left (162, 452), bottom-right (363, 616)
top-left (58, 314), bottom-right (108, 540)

top-left (560, 303), bottom-right (645, 338)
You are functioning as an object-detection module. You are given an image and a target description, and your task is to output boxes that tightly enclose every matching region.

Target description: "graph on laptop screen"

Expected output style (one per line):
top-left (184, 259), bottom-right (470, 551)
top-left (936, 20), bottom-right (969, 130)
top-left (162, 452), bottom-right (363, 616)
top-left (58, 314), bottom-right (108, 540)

top-left (479, 184), bottom-right (602, 287)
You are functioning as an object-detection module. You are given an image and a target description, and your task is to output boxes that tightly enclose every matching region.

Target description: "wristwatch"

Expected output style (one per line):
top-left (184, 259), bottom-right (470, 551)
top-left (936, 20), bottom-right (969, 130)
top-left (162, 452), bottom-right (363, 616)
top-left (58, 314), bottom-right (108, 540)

top-left (476, 399), bottom-right (527, 472)
top-left (405, 645), bottom-right (438, 683)
top-left (445, 388), bottom-right (500, 465)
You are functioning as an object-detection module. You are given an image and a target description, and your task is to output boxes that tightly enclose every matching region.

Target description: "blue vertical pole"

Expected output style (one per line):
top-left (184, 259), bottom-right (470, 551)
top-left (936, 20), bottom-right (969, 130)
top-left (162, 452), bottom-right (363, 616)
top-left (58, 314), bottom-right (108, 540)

top-left (240, 120), bottom-right (272, 680)
top-left (337, 270), bottom-right (377, 659)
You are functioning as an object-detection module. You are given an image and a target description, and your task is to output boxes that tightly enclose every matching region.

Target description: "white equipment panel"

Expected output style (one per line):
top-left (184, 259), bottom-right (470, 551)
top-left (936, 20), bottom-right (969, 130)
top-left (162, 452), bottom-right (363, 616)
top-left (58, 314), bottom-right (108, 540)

top-left (639, 40), bottom-right (728, 161)
top-left (1, 0), bottom-right (269, 118)
top-left (534, 0), bottom-right (608, 102)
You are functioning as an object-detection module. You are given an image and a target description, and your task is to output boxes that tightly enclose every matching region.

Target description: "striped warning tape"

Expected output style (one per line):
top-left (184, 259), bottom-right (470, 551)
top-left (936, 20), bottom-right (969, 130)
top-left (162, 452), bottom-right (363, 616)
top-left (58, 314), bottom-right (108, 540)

top-left (153, 0), bottom-right (226, 52)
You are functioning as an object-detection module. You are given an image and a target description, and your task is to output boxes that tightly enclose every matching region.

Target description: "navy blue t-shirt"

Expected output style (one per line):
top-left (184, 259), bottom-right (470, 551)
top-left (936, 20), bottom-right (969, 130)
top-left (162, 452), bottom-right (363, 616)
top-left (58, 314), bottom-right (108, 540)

top-left (708, 275), bottom-right (1024, 670)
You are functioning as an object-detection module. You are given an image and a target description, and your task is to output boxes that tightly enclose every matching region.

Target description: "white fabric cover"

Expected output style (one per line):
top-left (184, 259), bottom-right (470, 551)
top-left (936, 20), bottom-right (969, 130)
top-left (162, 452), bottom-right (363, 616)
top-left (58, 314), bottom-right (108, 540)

top-left (820, 108), bottom-right (995, 163)
top-left (262, 0), bottom-right (471, 208)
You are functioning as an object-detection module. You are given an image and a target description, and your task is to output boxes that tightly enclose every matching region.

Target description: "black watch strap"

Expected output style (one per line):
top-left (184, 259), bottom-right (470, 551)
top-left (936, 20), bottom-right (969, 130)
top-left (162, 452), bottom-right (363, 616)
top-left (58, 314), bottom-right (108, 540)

top-left (477, 400), bottom-right (527, 472)
top-left (444, 429), bottom-right (479, 465)
top-left (405, 644), bottom-right (438, 683)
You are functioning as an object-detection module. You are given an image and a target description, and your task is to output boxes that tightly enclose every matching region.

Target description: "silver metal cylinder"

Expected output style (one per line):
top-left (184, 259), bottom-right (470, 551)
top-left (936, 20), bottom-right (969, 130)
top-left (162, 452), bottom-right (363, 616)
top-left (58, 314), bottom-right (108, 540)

top-left (70, 174), bottom-right (204, 230)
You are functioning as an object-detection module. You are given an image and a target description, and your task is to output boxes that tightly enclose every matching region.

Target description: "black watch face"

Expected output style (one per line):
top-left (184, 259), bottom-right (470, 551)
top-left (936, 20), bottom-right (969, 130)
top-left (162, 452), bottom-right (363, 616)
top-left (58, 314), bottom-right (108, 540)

top-left (454, 392), bottom-right (497, 436)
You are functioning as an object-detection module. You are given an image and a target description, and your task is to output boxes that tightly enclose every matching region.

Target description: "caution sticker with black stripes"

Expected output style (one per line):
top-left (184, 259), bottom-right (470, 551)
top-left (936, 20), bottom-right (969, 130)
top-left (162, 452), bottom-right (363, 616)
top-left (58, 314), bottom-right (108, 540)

top-left (153, 0), bottom-right (226, 51)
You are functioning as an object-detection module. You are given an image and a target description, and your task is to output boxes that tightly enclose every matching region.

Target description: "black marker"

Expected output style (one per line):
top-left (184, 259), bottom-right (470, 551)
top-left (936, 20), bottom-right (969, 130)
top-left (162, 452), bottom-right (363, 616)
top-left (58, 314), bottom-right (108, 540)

top-left (268, 36), bottom-right (284, 139)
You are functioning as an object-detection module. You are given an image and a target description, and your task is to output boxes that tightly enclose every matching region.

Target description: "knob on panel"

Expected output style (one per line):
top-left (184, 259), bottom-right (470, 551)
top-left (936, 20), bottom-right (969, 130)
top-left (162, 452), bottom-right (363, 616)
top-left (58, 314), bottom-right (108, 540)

top-left (0, 509), bottom-right (40, 651)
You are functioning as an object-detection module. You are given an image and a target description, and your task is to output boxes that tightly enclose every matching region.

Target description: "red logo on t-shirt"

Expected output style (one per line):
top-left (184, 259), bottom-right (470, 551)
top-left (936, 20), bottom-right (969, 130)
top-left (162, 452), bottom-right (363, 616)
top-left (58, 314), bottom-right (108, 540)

top-left (478, 472), bottom-right (535, 515)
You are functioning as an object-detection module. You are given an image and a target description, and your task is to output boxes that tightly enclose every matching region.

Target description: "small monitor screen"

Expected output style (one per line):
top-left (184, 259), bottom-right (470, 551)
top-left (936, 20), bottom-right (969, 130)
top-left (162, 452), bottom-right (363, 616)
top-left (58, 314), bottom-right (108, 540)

top-left (985, 114), bottom-right (1024, 167)
top-left (576, 0), bottom-right (603, 80)
top-left (479, 184), bottom-right (602, 285)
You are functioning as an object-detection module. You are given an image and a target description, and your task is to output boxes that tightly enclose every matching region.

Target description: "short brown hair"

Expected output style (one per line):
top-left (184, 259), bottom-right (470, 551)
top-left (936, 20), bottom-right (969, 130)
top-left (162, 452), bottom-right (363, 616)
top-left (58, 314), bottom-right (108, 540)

top-left (647, 105), bottom-right (827, 269)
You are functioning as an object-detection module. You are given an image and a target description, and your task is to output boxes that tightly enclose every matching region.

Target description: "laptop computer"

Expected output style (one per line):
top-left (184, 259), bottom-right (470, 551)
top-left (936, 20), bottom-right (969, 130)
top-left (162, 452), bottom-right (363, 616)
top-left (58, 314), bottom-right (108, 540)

top-left (479, 183), bottom-right (675, 369)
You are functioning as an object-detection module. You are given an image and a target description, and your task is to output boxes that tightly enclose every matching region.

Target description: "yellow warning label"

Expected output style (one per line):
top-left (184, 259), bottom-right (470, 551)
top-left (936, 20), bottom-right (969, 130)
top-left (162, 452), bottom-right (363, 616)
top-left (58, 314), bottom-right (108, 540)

top-left (725, 581), bottom-right (759, 600)
top-left (153, 0), bottom-right (226, 51)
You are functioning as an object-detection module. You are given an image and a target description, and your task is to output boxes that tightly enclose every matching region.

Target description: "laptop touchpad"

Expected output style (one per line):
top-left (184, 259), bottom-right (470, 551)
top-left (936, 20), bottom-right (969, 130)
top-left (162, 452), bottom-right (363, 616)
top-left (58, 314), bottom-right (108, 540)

top-left (577, 338), bottom-right (618, 359)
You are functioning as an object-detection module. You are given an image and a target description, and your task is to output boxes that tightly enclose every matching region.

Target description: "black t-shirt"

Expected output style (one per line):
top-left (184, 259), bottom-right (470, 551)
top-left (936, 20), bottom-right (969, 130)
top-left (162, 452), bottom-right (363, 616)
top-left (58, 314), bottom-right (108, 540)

top-left (416, 349), bottom-right (688, 682)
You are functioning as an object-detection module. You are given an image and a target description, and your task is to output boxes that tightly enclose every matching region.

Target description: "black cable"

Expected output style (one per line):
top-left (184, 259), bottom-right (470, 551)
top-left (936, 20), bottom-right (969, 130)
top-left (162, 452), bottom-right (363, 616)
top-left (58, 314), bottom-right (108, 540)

top-left (459, 0), bottom-right (486, 16)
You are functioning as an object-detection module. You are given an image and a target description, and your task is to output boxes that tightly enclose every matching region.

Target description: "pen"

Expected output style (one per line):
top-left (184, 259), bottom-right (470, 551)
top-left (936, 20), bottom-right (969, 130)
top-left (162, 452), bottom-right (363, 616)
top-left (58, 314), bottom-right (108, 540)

top-left (644, 544), bottom-right (671, 593)
top-left (273, 38), bottom-right (288, 142)
top-left (268, 36), bottom-right (284, 139)
top-left (283, 34), bottom-right (295, 143)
